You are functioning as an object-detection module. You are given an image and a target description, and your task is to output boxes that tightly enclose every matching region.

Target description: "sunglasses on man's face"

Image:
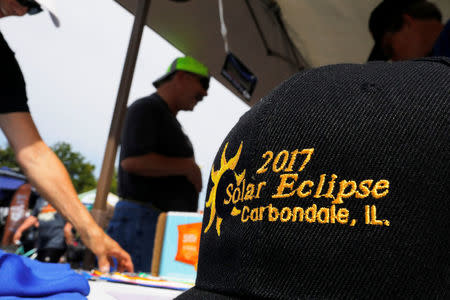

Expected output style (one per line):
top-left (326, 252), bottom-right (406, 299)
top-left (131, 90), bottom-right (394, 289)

top-left (188, 73), bottom-right (209, 91)
top-left (16, 0), bottom-right (42, 15)
top-left (198, 76), bottom-right (210, 91)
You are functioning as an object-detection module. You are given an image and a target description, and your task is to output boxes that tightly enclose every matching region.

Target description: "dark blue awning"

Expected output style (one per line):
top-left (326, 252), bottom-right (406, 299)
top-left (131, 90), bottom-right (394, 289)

top-left (0, 167), bottom-right (26, 190)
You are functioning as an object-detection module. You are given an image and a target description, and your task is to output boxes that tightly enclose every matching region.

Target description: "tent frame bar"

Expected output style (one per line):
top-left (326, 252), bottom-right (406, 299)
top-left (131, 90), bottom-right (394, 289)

top-left (93, 0), bottom-right (151, 214)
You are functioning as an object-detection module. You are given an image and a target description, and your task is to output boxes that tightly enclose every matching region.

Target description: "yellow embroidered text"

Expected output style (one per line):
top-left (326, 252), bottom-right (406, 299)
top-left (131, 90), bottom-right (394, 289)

top-left (272, 173), bottom-right (389, 205)
top-left (239, 204), bottom-right (352, 225)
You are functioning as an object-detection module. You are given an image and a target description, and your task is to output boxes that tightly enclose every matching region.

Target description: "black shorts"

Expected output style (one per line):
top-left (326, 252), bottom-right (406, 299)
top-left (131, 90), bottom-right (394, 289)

top-left (0, 32), bottom-right (29, 114)
top-left (37, 248), bottom-right (66, 263)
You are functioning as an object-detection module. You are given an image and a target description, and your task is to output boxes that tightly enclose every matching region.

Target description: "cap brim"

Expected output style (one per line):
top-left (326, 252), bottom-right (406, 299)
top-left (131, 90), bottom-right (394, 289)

top-left (47, 10), bottom-right (59, 27)
top-left (368, 42), bottom-right (388, 62)
top-left (175, 286), bottom-right (242, 299)
top-left (152, 70), bottom-right (210, 89)
top-left (152, 71), bottom-right (176, 88)
top-left (35, 0), bottom-right (59, 27)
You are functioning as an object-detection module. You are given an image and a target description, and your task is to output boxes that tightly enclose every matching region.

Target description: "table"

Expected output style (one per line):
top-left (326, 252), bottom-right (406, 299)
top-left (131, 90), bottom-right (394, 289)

top-left (88, 280), bottom-right (183, 300)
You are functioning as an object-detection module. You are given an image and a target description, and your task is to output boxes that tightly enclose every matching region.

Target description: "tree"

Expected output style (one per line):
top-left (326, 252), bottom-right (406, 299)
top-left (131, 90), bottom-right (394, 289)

top-left (1, 142), bottom-right (103, 194)
top-left (51, 142), bottom-right (97, 193)
top-left (0, 145), bottom-right (19, 170)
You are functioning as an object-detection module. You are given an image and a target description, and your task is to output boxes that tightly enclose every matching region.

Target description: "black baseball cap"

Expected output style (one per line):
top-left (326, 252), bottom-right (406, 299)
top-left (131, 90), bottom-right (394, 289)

top-left (177, 57), bottom-right (450, 299)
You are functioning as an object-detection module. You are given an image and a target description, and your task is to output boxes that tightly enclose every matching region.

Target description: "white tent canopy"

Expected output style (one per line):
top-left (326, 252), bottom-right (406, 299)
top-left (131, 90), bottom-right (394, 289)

top-left (78, 189), bottom-right (119, 209)
top-left (114, 0), bottom-right (450, 104)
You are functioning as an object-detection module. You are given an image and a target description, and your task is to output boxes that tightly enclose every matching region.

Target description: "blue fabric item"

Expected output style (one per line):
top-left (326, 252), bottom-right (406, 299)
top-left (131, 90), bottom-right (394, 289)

top-left (0, 167), bottom-right (27, 204)
top-left (1, 292), bottom-right (85, 300)
top-left (107, 200), bottom-right (160, 272)
top-left (0, 250), bottom-right (89, 299)
top-left (432, 19), bottom-right (450, 58)
top-left (0, 175), bottom-right (25, 191)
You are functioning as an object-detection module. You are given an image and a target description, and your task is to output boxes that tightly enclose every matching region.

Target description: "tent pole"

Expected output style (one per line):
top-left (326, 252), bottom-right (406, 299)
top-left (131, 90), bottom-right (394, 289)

top-left (83, 0), bottom-right (151, 270)
top-left (92, 0), bottom-right (151, 219)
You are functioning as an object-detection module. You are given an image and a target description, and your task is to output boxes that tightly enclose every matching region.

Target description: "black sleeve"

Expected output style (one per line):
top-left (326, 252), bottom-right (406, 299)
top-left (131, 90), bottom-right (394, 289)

top-left (31, 197), bottom-right (45, 217)
top-left (0, 32), bottom-right (29, 114)
top-left (120, 99), bottom-right (161, 158)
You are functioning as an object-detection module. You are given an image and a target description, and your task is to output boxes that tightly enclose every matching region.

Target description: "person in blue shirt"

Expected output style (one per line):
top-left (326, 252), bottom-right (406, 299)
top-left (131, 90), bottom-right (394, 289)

top-left (368, 0), bottom-right (449, 61)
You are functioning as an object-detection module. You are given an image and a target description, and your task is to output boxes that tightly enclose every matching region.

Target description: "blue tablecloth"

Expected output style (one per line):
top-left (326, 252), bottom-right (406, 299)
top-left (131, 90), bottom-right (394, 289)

top-left (0, 250), bottom-right (89, 299)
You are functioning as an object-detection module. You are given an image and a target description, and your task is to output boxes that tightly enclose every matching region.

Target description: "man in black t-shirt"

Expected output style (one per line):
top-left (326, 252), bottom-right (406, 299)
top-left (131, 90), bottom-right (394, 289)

top-left (107, 56), bottom-right (210, 272)
top-left (0, 0), bottom-right (133, 272)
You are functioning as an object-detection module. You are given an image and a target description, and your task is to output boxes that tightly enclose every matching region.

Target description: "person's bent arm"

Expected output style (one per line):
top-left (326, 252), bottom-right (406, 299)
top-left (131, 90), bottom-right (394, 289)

top-left (63, 222), bottom-right (74, 245)
top-left (0, 112), bottom-right (133, 272)
top-left (121, 153), bottom-right (202, 192)
top-left (12, 215), bottom-right (38, 244)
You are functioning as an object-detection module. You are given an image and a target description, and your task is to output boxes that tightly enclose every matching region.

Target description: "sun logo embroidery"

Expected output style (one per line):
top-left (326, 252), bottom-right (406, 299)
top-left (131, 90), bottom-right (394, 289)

top-left (204, 141), bottom-right (243, 236)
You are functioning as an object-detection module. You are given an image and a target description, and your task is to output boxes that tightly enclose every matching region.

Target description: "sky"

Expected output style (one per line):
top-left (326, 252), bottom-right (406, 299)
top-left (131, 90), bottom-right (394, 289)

top-left (0, 0), bottom-right (249, 208)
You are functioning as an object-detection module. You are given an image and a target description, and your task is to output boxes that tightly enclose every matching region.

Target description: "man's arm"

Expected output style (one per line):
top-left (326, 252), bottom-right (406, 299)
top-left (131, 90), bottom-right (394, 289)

top-left (12, 215), bottom-right (38, 244)
top-left (121, 153), bottom-right (203, 192)
top-left (0, 112), bottom-right (133, 272)
top-left (63, 222), bottom-right (74, 245)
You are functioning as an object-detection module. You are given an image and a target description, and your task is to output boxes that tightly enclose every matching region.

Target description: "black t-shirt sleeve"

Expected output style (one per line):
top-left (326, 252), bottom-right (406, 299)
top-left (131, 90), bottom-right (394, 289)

top-left (0, 32), bottom-right (29, 114)
top-left (120, 99), bottom-right (162, 158)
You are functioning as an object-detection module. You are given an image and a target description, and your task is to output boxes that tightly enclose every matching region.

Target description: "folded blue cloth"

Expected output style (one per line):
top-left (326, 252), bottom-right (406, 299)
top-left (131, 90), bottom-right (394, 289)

top-left (0, 250), bottom-right (89, 299)
top-left (1, 292), bottom-right (85, 300)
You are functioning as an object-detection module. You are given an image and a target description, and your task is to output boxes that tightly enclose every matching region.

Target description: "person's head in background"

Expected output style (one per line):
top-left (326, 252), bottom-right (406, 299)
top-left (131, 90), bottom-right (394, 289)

top-left (368, 0), bottom-right (444, 61)
top-left (0, 0), bottom-right (37, 18)
top-left (0, 1), bottom-right (59, 26)
top-left (153, 56), bottom-right (210, 115)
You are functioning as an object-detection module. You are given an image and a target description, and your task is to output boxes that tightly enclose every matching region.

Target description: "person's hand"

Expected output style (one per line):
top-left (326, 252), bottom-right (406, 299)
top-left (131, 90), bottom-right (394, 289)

top-left (63, 223), bottom-right (75, 245)
top-left (81, 228), bottom-right (134, 273)
top-left (13, 217), bottom-right (39, 244)
top-left (12, 230), bottom-right (22, 245)
top-left (186, 159), bottom-right (202, 193)
top-left (0, 0), bottom-right (28, 18)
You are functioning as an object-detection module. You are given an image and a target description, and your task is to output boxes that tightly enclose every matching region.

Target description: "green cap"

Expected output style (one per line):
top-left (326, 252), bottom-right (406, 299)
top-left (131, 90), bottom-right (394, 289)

top-left (152, 56), bottom-right (210, 89)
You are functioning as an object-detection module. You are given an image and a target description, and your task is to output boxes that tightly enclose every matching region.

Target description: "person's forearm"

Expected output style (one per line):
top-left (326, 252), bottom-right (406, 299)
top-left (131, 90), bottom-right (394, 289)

top-left (15, 216), bottom-right (38, 236)
top-left (1, 99), bottom-right (133, 272)
top-left (16, 141), bottom-right (103, 243)
top-left (17, 143), bottom-right (133, 271)
top-left (121, 153), bottom-right (194, 177)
